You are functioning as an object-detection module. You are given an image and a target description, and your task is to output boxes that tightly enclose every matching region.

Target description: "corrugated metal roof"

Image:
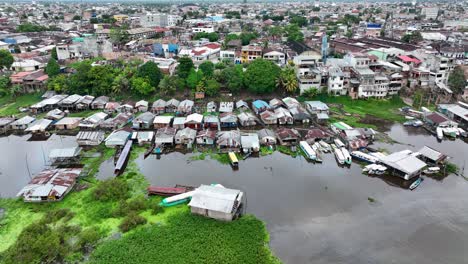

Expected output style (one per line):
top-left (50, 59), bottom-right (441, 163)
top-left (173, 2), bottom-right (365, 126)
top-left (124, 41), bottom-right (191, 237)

top-left (49, 147), bottom-right (81, 159)
top-left (188, 185), bottom-right (241, 214)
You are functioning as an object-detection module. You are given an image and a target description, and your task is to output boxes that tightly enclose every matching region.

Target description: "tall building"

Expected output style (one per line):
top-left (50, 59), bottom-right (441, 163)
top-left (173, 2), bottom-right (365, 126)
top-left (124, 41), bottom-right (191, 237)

top-left (421, 7), bottom-right (439, 20)
top-left (140, 14), bottom-right (181, 27)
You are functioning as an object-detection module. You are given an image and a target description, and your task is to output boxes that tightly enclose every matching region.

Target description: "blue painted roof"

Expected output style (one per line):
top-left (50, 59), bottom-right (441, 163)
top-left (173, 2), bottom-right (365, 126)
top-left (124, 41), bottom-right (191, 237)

top-left (253, 100), bottom-right (269, 109)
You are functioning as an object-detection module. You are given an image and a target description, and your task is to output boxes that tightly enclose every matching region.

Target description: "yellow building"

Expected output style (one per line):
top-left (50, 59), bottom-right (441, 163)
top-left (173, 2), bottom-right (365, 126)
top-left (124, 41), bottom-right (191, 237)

top-left (241, 45), bottom-right (263, 63)
top-left (113, 15), bottom-right (129, 22)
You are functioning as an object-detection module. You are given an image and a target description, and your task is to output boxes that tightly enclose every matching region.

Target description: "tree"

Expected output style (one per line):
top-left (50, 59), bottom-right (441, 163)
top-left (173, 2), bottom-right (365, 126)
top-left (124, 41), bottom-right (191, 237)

top-left (205, 79), bottom-right (220, 96)
top-left (158, 75), bottom-right (178, 95)
top-left (186, 68), bottom-right (204, 90)
top-left (277, 66), bottom-right (298, 94)
top-left (0, 76), bottom-right (10, 96)
top-left (302, 87), bottom-right (319, 98)
top-left (9, 84), bottom-right (22, 98)
top-left (45, 58), bottom-right (60, 77)
top-left (239, 32), bottom-right (258, 45)
top-left (401, 31), bottom-right (422, 44)
top-left (51, 48), bottom-right (58, 60)
top-left (193, 32), bottom-right (219, 42)
top-left (47, 74), bottom-right (69, 93)
top-left (0, 50), bottom-right (14, 70)
top-left (16, 23), bottom-right (49, 32)
top-left (176, 56), bottom-right (194, 79)
top-left (244, 59), bottom-right (281, 94)
top-left (268, 26), bottom-right (283, 39)
top-left (131, 77), bottom-right (154, 96)
top-left (290, 15), bottom-right (308, 27)
top-left (198, 61), bottom-right (214, 78)
top-left (448, 66), bottom-right (467, 94)
top-left (221, 65), bottom-right (244, 94)
top-left (136, 61), bottom-right (162, 88)
top-left (109, 27), bottom-right (129, 45)
top-left (285, 24), bottom-right (304, 42)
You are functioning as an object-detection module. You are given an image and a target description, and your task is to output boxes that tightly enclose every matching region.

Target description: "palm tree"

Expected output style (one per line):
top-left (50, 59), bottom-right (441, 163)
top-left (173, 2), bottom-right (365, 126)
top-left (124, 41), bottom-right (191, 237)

top-left (277, 66), bottom-right (298, 94)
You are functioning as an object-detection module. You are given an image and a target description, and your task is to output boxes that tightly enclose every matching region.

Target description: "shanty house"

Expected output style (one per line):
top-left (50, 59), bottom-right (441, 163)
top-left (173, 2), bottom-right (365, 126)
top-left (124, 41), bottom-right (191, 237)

top-left (152, 99), bottom-right (166, 114)
top-left (237, 112), bottom-right (257, 127)
top-left (175, 127), bottom-right (197, 146)
top-left (379, 150), bottom-right (427, 180)
top-left (75, 95), bottom-right (95, 110)
top-left (120, 101), bottom-right (136, 113)
top-left (217, 130), bottom-right (241, 152)
top-left (219, 102), bottom-right (234, 113)
top-left (30, 94), bottom-right (68, 114)
top-left (185, 113), bottom-right (203, 130)
top-left (49, 147), bottom-right (81, 166)
top-left (417, 146), bottom-right (447, 165)
top-left (173, 117), bottom-right (186, 130)
top-left (136, 100), bottom-right (149, 112)
top-left (236, 100), bottom-right (249, 112)
top-left (178, 100), bottom-right (194, 115)
top-left (137, 131), bottom-right (154, 145)
top-left (153, 115), bottom-right (173, 129)
top-left (59, 94), bottom-right (83, 111)
top-left (10, 116), bottom-right (35, 131)
top-left (25, 119), bottom-right (53, 136)
top-left (132, 112), bottom-right (155, 129)
top-left (165, 99), bottom-right (180, 113)
top-left (101, 112), bottom-right (133, 130)
top-left (104, 102), bottom-right (121, 113)
top-left (257, 128), bottom-right (277, 145)
top-left (260, 110), bottom-right (277, 125)
top-left (188, 185), bottom-right (243, 222)
top-left (240, 133), bottom-right (260, 153)
top-left (220, 113), bottom-right (238, 128)
top-left (282, 97), bottom-right (300, 109)
top-left (274, 107), bottom-right (293, 125)
top-left (76, 131), bottom-right (105, 146)
top-left (207, 101), bottom-right (217, 112)
top-left (105, 130), bottom-right (130, 147)
top-left (424, 112), bottom-right (457, 128)
top-left (155, 127), bottom-right (176, 145)
top-left (46, 109), bottom-right (65, 120)
top-left (0, 117), bottom-right (15, 134)
top-left (204, 115), bottom-right (220, 130)
top-left (304, 128), bottom-right (331, 144)
top-left (304, 101), bottom-right (329, 115)
top-left (269, 98), bottom-right (284, 109)
top-left (55, 117), bottom-right (82, 130)
top-left (91, 96), bottom-right (109, 109)
top-left (252, 100), bottom-right (270, 114)
top-left (79, 112), bottom-right (108, 129)
top-left (196, 130), bottom-right (217, 145)
top-left (276, 128), bottom-right (300, 145)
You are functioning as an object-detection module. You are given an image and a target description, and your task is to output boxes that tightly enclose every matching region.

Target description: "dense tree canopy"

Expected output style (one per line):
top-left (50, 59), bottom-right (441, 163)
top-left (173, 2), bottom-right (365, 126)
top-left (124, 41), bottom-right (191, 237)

top-left (285, 24), bottom-right (304, 42)
top-left (193, 32), bottom-right (219, 42)
top-left (16, 23), bottom-right (50, 32)
top-left (45, 58), bottom-right (60, 77)
top-left (290, 15), bottom-right (308, 27)
top-left (187, 68), bottom-right (204, 90)
top-left (131, 77), bottom-right (154, 96)
top-left (136, 61), bottom-right (162, 88)
top-left (0, 50), bottom-right (14, 70)
top-left (221, 65), bottom-right (244, 94)
top-left (448, 66), bottom-right (467, 94)
top-left (198, 61), bottom-right (214, 78)
top-left (177, 57), bottom-right (195, 79)
top-left (244, 59), bottom-right (281, 94)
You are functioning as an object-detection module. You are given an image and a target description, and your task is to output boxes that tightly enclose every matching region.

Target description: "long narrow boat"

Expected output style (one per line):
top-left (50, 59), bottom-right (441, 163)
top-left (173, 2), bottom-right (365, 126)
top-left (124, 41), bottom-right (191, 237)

top-left (334, 138), bottom-right (345, 148)
top-left (341, 147), bottom-right (352, 165)
top-left (436, 127), bottom-right (443, 140)
top-left (159, 190), bottom-right (196, 207)
top-left (319, 141), bottom-right (332, 153)
top-left (114, 140), bottom-right (132, 175)
top-left (147, 186), bottom-right (188, 196)
top-left (299, 141), bottom-right (316, 161)
top-left (331, 144), bottom-right (345, 165)
top-left (409, 177), bottom-right (423, 190)
top-left (228, 152), bottom-right (239, 167)
top-left (311, 142), bottom-right (323, 163)
top-left (350, 151), bottom-right (379, 163)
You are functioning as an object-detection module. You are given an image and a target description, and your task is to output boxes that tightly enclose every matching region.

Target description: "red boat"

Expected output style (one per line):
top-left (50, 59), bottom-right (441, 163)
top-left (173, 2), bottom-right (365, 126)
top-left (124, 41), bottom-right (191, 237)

top-left (147, 186), bottom-right (188, 196)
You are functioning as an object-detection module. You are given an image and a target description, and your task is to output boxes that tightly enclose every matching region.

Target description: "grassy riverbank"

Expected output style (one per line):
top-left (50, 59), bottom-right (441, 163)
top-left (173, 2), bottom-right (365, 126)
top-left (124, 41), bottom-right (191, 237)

top-left (0, 145), bottom-right (279, 263)
top-left (0, 93), bottom-right (42, 116)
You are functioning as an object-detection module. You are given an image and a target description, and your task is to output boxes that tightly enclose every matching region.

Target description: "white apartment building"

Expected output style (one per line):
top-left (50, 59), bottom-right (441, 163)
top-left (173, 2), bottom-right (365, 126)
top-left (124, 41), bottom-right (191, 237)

top-left (327, 66), bottom-right (346, 95)
top-left (140, 14), bottom-right (181, 27)
top-left (421, 7), bottom-right (439, 20)
top-left (293, 51), bottom-right (323, 94)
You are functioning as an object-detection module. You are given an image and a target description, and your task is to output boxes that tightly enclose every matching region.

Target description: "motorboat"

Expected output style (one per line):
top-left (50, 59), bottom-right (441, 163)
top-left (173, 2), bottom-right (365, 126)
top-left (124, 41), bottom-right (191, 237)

top-left (331, 144), bottom-right (345, 165)
top-left (319, 141), bottom-right (332, 152)
top-left (341, 147), bottom-right (352, 165)
top-left (350, 151), bottom-right (379, 163)
top-left (300, 141), bottom-right (317, 161)
top-left (423, 167), bottom-right (440, 175)
top-left (409, 178), bottom-right (424, 190)
top-left (436, 127), bottom-right (443, 140)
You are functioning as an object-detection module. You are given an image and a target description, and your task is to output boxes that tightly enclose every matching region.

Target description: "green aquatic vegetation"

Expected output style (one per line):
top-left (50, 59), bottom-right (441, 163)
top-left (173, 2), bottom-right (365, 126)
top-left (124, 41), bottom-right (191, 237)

top-left (260, 146), bottom-right (274, 156)
top-left (445, 162), bottom-right (459, 174)
top-left (89, 208), bottom-right (280, 264)
top-left (276, 145), bottom-right (298, 158)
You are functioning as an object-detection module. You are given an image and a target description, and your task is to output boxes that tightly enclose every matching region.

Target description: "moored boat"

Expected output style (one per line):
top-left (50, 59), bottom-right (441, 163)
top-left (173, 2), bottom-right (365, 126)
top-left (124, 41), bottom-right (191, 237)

top-left (331, 144), bottom-right (345, 165)
top-left (350, 151), bottom-right (379, 163)
top-left (423, 167), bottom-right (440, 175)
top-left (341, 147), bottom-right (352, 165)
top-left (363, 164), bottom-right (387, 175)
top-left (409, 177), bottom-right (423, 190)
top-left (319, 141), bottom-right (332, 152)
top-left (334, 138), bottom-right (345, 148)
top-left (228, 152), bottom-right (239, 167)
top-left (159, 190), bottom-right (195, 207)
top-left (436, 127), bottom-right (443, 140)
top-left (299, 141), bottom-right (317, 161)
top-left (147, 186), bottom-right (188, 196)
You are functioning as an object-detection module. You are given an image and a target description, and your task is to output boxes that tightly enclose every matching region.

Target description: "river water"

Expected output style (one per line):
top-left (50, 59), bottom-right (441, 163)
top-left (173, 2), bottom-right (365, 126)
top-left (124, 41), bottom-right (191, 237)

top-left (1, 125), bottom-right (467, 263)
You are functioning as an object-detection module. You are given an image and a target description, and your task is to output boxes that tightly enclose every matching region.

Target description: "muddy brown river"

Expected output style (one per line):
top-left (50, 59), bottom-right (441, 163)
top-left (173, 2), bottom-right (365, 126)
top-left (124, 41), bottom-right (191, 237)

top-left (1, 124), bottom-right (467, 264)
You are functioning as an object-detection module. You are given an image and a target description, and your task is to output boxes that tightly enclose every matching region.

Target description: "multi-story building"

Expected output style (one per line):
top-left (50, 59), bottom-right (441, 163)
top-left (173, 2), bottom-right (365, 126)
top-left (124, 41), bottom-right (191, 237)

top-left (327, 66), bottom-right (346, 95)
top-left (293, 50), bottom-right (323, 94)
top-left (421, 7), bottom-right (439, 20)
top-left (241, 45), bottom-right (262, 63)
top-left (263, 50), bottom-right (286, 66)
top-left (140, 14), bottom-right (181, 27)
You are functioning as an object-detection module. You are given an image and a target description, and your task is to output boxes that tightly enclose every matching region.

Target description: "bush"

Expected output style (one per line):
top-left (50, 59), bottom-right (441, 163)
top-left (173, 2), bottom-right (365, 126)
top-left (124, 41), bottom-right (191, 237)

top-left (119, 213), bottom-right (147, 233)
top-left (44, 208), bottom-right (74, 224)
top-left (78, 228), bottom-right (103, 249)
top-left (92, 179), bottom-right (129, 202)
top-left (149, 203), bottom-right (165, 215)
top-left (113, 196), bottom-right (148, 217)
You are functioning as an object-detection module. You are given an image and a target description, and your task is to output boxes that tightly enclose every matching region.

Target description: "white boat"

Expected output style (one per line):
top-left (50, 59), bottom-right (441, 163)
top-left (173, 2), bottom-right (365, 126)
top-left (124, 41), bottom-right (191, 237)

top-left (341, 147), bottom-right (352, 165)
top-left (331, 144), bottom-right (345, 165)
top-left (299, 141), bottom-right (316, 161)
top-left (312, 142), bottom-right (320, 152)
top-left (363, 164), bottom-right (387, 175)
top-left (436, 127), bottom-right (443, 140)
top-left (423, 167), bottom-right (440, 174)
top-left (350, 151), bottom-right (379, 163)
top-left (409, 178), bottom-right (423, 190)
top-left (458, 128), bottom-right (467, 138)
top-left (334, 138), bottom-right (345, 148)
top-left (319, 141), bottom-right (331, 152)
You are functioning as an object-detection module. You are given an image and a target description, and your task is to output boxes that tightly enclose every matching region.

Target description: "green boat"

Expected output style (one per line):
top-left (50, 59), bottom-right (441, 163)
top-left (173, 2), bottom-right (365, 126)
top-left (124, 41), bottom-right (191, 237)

top-left (159, 197), bottom-right (190, 207)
